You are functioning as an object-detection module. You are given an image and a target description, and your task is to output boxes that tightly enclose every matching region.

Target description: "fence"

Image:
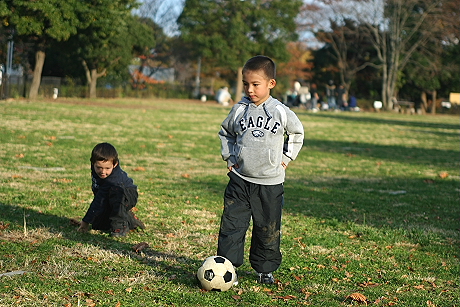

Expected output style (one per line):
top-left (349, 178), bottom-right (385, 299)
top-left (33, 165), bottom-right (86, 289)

top-left (1, 76), bottom-right (195, 100)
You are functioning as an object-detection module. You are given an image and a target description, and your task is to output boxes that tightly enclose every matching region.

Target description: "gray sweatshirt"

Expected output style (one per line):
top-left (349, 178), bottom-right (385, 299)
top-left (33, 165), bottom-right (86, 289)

top-left (219, 96), bottom-right (304, 185)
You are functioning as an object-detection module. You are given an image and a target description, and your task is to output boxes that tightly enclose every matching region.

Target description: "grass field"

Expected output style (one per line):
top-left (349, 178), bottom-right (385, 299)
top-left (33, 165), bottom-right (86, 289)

top-left (0, 98), bottom-right (458, 306)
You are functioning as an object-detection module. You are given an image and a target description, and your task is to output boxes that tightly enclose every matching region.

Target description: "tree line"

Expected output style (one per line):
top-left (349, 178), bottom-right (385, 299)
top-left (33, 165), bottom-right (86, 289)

top-left (1, 0), bottom-right (459, 112)
top-left (301, 0), bottom-right (460, 113)
top-left (0, 0), bottom-right (156, 99)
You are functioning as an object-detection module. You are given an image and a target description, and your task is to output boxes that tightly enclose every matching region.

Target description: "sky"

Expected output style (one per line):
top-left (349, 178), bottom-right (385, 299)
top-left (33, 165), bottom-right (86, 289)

top-left (159, 0), bottom-right (184, 35)
top-left (135, 0), bottom-right (184, 36)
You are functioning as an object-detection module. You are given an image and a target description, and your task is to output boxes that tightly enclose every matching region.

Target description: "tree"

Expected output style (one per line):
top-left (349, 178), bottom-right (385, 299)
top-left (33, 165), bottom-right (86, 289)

top-left (440, 44), bottom-right (460, 96)
top-left (401, 50), bottom-right (442, 113)
top-left (354, 0), bottom-right (451, 109)
top-left (318, 19), bottom-right (376, 95)
top-left (0, 2), bottom-right (8, 17)
top-left (406, 0), bottom-right (460, 114)
top-left (360, 0), bottom-right (446, 110)
top-left (277, 42), bottom-right (314, 83)
top-left (299, 0), bottom-right (448, 110)
top-left (67, 13), bottom-right (155, 98)
top-left (299, 2), bottom-right (379, 100)
top-left (178, 0), bottom-right (302, 101)
top-left (1, 0), bottom-right (93, 99)
top-left (127, 17), bottom-right (174, 89)
top-left (276, 41), bottom-right (314, 94)
top-left (132, 0), bottom-right (183, 89)
top-left (435, 0), bottom-right (460, 110)
top-left (1, 0), bottom-right (147, 99)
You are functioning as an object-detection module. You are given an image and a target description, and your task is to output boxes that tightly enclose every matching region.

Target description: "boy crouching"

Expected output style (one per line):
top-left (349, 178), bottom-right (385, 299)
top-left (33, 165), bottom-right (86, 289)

top-left (78, 142), bottom-right (145, 237)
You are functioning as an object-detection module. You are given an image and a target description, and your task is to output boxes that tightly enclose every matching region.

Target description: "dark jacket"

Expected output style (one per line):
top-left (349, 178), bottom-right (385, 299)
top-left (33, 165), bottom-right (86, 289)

top-left (82, 163), bottom-right (137, 224)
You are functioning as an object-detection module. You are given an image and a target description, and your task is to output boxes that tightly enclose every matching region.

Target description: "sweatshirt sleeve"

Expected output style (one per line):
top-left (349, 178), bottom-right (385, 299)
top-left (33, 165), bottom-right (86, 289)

top-left (282, 108), bottom-right (304, 165)
top-left (218, 105), bottom-right (240, 167)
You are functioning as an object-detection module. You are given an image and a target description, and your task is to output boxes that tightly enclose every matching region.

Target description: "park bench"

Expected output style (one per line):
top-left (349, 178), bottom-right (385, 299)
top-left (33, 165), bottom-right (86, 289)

top-left (393, 100), bottom-right (415, 114)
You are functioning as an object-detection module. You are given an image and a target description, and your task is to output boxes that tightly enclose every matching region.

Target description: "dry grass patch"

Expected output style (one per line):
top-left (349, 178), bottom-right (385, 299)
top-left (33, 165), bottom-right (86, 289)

top-left (0, 227), bottom-right (61, 244)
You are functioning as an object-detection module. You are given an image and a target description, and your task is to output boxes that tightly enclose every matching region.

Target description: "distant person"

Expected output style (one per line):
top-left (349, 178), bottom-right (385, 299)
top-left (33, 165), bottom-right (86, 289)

top-left (348, 94), bottom-right (360, 111)
top-left (325, 80), bottom-right (337, 110)
top-left (293, 81), bottom-right (301, 93)
top-left (321, 100), bottom-right (329, 111)
top-left (77, 143), bottom-right (145, 237)
top-left (217, 55), bottom-right (304, 285)
top-left (216, 87), bottom-right (233, 106)
top-left (298, 84), bottom-right (310, 108)
top-left (320, 91), bottom-right (329, 110)
top-left (309, 83), bottom-right (319, 110)
top-left (290, 81), bottom-right (302, 107)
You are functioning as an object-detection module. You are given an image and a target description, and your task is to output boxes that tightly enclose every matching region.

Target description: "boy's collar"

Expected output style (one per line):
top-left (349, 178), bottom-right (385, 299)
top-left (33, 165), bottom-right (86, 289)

top-left (240, 96), bottom-right (272, 106)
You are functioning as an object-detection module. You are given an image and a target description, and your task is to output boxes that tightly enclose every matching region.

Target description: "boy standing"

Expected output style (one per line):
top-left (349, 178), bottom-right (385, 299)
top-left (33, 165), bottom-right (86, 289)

top-left (77, 142), bottom-right (145, 237)
top-left (217, 55), bottom-right (304, 284)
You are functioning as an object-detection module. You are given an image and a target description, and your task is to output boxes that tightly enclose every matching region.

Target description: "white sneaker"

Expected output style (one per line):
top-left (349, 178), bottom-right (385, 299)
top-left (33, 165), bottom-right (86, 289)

top-left (233, 271), bottom-right (238, 286)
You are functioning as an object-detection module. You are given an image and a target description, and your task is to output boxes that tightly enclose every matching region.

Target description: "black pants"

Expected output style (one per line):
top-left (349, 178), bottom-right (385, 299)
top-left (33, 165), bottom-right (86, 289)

top-left (92, 186), bottom-right (138, 231)
top-left (217, 172), bottom-right (284, 274)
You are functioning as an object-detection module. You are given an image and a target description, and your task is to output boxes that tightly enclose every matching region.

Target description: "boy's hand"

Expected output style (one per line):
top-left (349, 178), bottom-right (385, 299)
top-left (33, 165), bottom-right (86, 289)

top-left (281, 162), bottom-right (287, 169)
top-left (69, 218), bottom-right (82, 226)
top-left (77, 221), bottom-right (89, 233)
top-left (228, 164), bottom-right (239, 171)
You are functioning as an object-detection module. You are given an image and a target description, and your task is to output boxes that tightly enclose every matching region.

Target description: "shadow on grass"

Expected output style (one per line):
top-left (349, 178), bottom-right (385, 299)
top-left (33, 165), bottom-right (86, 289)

top-left (283, 175), bottom-right (460, 238)
top-left (304, 112), bottom-right (460, 132)
top-left (171, 174), bottom-right (459, 246)
top-left (170, 166), bottom-right (460, 239)
top-left (0, 202), bottom-right (202, 288)
top-left (303, 138), bottom-right (459, 167)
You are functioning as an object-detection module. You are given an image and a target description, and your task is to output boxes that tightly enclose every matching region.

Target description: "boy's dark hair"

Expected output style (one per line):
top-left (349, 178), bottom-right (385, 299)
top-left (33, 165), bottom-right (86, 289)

top-left (243, 55), bottom-right (276, 80)
top-left (90, 142), bottom-right (119, 165)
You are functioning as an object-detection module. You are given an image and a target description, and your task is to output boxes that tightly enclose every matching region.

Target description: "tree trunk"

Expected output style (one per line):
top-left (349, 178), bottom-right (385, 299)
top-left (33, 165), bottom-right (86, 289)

top-left (82, 59), bottom-right (106, 99)
top-left (29, 50), bottom-right (46, 100)
top-left (430, 90), bottom-right (437, 114)
top-left (89, 69), bottom-right (98, 99)
top-left (375, 29), bottom-right (390, 110)
top-left (385, 23), bottom-right (401, 111)
top-left (421, 91), bottom-right (427, 114)
top-left (210, 77), bottom-right (215, 95)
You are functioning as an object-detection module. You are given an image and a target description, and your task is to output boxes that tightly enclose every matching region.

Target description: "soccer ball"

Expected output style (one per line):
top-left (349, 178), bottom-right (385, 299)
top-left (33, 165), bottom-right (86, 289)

top-left (197, 256), bottom-right (236, 291)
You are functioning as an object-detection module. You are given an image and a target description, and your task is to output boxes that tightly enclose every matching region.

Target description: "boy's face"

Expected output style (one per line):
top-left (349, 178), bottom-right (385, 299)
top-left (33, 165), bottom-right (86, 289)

top-left (93, 160), bottom-right (118, 179)
top-left (242, 69), bottom-right (276, 106)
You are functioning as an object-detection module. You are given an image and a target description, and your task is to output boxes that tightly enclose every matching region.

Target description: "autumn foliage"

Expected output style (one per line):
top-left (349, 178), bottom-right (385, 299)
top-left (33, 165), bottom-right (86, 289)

top-left (277, 42), bottom-right (314, 84)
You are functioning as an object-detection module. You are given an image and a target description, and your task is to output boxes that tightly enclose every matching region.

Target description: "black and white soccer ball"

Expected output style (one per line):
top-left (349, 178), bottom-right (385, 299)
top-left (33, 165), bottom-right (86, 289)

top-left (197, 256), bottom-right (236, 291)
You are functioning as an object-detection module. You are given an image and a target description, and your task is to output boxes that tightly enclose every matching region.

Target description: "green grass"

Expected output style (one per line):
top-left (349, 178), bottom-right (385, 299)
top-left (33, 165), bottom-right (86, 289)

top-left (0, 98), bottom-right (458, 306)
